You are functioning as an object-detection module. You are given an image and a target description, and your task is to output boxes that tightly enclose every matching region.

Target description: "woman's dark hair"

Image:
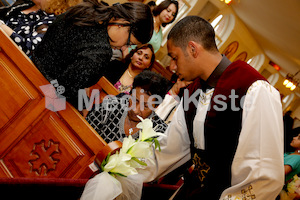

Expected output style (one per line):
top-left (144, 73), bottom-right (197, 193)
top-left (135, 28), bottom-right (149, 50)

top-left (65, 0), bottom-right (154, 44)
top-left (152, 0), bottom-right (179, 27)
top-left (124, 44), bottom-right (155, 69)
top-left (132, 70), bottom-right (170, 100)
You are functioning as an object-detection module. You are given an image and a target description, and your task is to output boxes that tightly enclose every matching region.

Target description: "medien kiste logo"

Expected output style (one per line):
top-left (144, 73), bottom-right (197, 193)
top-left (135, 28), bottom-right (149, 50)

top-left (39, 82), bottom-right (248, 113)
top-left (40, 80), bottom-right (66, 112)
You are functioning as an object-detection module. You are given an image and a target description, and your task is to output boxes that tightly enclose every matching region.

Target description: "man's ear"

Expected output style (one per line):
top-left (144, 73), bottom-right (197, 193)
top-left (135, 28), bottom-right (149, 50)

top-left (188, 41), bottom-right (198, 58)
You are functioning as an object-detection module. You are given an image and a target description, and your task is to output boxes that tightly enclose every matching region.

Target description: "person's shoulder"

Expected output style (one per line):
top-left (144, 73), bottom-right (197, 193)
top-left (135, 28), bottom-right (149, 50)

top-left (99, 95), bottom-right (127, 115)
top-left (152, 112), bottom-right (168, 132)
top-left (52, 12), bottom-right (107, 43)
top-left (33, 10), bottom-right (56, 26)
top-left (42, 12), bottom-right (66, 33)
top-left (74, 24), bottom-right (108, 45)
top-left (103, 95), bottom-right (127, 107)
top-left (50, 12), bottom-right (67, 25)
top-left (248, 80), bottom-right (278, 96)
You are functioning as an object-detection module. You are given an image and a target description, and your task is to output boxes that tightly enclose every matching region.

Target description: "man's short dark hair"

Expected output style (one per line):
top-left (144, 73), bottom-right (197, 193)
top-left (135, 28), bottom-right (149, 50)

top-left (168, 16), bottom-right (218, 53)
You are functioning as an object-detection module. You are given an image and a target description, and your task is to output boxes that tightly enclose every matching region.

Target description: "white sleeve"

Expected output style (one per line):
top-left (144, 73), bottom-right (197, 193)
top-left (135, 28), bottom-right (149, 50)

top-left (155, 94), bottom-right (179, 121)
top-left (220, 80), bottom-right (284, 200)
top-left (138, 99), bottom-right (191, 182)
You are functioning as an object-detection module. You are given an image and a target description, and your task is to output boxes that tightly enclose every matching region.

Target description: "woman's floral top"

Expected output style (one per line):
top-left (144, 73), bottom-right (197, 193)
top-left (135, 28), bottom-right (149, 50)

top-left (114, 80), bottom-right (132, 95)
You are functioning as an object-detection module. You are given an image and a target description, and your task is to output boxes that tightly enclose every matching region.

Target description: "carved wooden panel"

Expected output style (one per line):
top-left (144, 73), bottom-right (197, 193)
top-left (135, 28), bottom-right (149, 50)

top-left (2, 110), bottom-right (99, 178)
top-left (0, 28), bottom-right (106, 179)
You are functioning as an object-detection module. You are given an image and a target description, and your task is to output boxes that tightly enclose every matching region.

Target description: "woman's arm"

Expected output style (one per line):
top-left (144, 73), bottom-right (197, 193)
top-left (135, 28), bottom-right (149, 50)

top-left (285, 164), bottom-right (293, 175)
top-left (0, 21), bottom-right (13, 36)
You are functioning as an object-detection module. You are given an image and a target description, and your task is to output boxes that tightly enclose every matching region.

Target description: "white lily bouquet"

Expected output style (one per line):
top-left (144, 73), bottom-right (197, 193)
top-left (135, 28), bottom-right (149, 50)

top-left (279, 175), bottom-right (300, 200)
top-left (81, 116), bottom-right (163, 200)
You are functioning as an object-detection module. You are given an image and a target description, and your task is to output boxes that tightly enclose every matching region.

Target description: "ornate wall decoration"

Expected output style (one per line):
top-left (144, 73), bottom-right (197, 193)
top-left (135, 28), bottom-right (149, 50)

top-left (233, 51), bottom-right (248, 62)
top-left (222, 41), bottom-right (239, 59)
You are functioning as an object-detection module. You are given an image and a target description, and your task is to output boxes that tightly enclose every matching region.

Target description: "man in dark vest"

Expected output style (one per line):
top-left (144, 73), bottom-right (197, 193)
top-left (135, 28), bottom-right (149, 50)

top-left (140, 16), bottom-right (284, 199)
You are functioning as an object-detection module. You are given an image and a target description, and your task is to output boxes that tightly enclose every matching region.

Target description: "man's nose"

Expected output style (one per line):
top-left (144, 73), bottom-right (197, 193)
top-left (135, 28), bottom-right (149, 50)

top-left (169, 60), bottom-right (177, 73)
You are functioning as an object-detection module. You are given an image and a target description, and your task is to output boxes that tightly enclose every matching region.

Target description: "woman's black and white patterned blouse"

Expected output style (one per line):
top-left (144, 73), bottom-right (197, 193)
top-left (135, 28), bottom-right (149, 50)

top-left (2, 2), bottom-right (56, 57)
top-left (86, 95), bottom-right (168, 144)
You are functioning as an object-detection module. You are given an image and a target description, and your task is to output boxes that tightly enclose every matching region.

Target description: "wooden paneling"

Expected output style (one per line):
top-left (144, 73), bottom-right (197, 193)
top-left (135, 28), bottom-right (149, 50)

top-left (0, 50), bottom-right (41, 129)
top-left (0, 28), bottom-right (106, 179)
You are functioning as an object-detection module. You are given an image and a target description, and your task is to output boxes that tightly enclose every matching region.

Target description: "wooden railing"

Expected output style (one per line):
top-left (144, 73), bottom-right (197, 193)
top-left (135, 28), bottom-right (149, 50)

top-left (151, 60), bottom-right (173, 81)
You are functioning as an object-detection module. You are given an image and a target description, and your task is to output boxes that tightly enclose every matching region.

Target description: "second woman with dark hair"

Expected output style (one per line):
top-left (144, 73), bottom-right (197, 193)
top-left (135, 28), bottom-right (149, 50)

top-left (149, 0), bottom-right (178, 53)
top-left (32, 0), bottom-right (153, 108)
top-left (105, 43), bottom-right (156, 95)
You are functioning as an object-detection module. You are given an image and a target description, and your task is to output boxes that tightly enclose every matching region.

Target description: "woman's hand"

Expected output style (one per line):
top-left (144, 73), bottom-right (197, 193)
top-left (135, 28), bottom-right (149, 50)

top-left (121, 45), bottom-right (130, 59)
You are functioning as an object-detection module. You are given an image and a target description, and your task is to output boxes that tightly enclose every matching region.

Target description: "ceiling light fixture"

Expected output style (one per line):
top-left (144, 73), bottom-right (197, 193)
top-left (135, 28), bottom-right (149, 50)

top-left (220, 0), bottom-right (232, 5)
top-left (220, 0), bottom-right (240, 5)
top-left (283, 70), bottom-right (299, 91)
top-left (269, 61), bottom-right (281, 71)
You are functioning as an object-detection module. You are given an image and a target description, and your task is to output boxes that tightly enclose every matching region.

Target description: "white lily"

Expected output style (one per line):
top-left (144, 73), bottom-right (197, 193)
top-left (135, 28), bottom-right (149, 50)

top-left (103, 152), bottom-right (137, 176)
top-left (121, 135), bottom-right (136, 154)
top-left (136, 116), bottom-right (164, 141)
top-left (127, 141), bottom-right (152, 158)
top-left (101, 116), bottom-right (163, 177)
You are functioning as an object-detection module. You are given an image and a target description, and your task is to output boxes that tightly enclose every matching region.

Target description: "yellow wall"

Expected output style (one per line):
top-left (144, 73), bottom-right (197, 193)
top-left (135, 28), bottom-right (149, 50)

top-left (217, 8), bottom-right (264, 64)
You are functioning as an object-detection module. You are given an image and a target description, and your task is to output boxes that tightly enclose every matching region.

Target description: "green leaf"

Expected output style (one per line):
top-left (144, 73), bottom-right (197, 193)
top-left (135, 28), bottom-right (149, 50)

top-left (154, 138), bottom-right (161, 152)
top-left (132, 157), bottom-right (147, 166)
top-left (144, 138), bottom-right (154, 143)
top-left (100, 152), bottom-right (111, 172)
top-left (112, 172), bottom-right (127, 177)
